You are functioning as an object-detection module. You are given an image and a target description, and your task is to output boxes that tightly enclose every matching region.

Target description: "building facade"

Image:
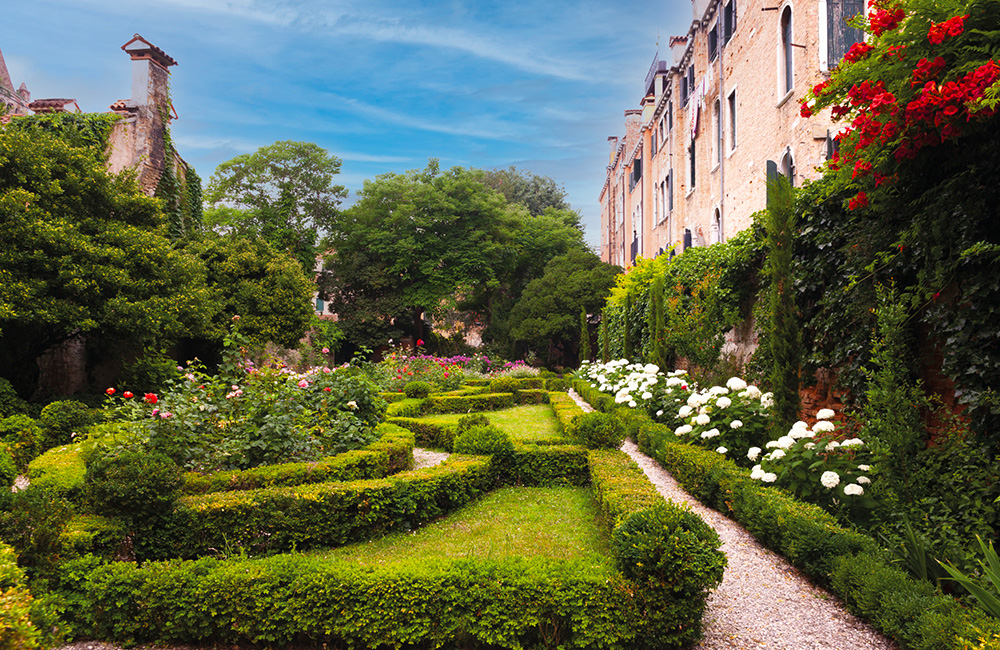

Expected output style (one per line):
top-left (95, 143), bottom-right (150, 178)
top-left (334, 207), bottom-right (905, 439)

top-left (600, 0), bottom-right (864, 265)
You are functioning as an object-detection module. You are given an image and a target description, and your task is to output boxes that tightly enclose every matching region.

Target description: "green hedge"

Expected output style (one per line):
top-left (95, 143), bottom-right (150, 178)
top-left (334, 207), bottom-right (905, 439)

top-left (549, 392), bottom-right (586, 434)
top-left (80, 555), bottom-right (638, 649)
top-left (180, 424), bottom-right (413, 495)
top-left (60, 514), bottom-right (127, 560)
top-left (27, 443), bottom-right (87, 502)
top-left (608, 403), bottom-right (1000, 650)
top-left (162, 456), bottom-right (492, 558)
top-left (572, 379), bottom-right (618, 414)
top-left (545, 378), bottom-right (572, 392)
top-left (387, 417), bottom-right (456, 451)
top-left (385, 398), bottom-right (428, 418)
top-left (586, 448), bottom-right (725, 648)
top-left (379, 392), bottom-right (409, 403)
top-left (509, 445), bottom-right (589, 487)
top-left (0, 543), bottom-right (40, 650)
top-left (427, 392), bottom-right (516, 414)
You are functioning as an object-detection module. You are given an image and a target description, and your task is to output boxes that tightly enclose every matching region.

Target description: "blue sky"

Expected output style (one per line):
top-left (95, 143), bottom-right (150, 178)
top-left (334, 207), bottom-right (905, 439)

top-left (2, 0), bottom-right (694, 246)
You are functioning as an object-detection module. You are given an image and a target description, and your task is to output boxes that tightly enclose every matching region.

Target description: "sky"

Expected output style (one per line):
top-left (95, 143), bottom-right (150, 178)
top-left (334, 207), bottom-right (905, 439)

top-left (2, 0), bottom-right (695, 247)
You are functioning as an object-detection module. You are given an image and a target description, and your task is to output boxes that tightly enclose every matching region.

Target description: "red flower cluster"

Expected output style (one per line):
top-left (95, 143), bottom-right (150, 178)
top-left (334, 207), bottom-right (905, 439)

top-left (928, 14), bottom-right (968, 45)
top-left (800, 102), bottom-right (813, 118)
top-left (848, 191), bottom-right (869, 210)
top-left (105, 387), bottom-right (115, 395)
top-left (869, 6), bottom-right (906, 36)
top-left (813, 80), bottom-right (832, 97)
top-left (911, 57), bottom-right (946, 87)
top-left (144, 393), bottom-right (158, 405)
top-left (844, 42), bottom-right (874, 63)
top-left (852, 159), bottom-right (873, 179)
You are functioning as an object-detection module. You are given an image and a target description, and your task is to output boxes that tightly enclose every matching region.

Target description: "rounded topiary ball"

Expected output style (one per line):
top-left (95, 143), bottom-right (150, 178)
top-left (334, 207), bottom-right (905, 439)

top-left (403, 381), bottom-right (433, 399)
top-left (569, 412), bottom-right (625, 449)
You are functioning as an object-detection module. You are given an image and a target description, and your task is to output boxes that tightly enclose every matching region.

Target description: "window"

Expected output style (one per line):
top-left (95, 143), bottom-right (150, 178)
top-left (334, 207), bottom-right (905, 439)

top-left (682, 65), bottom-right (695, 105)
top-left (629, 157), bottom-right (642, 191)
top-left (708, 24), bottom-right (719, 61)
top-left (714, 98), bottom-right (722, 165)
top-left (688, 141), bottom-right (697, 189)
top-left (781, 7), bottom-right (794, 94)
top-left (780, 148), bottom-right (795, 186)
top-left (713, 208), bottom-right (722, 243)
top-left (667, 170), bottom-right (674, 212)
top-left (316, 298), bottom-right (325, 313)
top-left (668, 100), bottom-right (674, 131)
top-left (723, 0), bottom-right (737, 44)
top-left (827, 0), bottom-right (865, 65)
top-left (727, 90), bottom-right (737, 150)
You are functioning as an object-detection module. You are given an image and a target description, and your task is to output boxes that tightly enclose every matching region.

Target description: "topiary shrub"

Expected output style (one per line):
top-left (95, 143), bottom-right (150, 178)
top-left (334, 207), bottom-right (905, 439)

top-left (403, 381), bottom-right (433, 399)
top-left (85, 449), bottom-right (183, 522)
top-left (488, 377), bottom-right (519, 394)
top-left (569, 412), bottom-right (625, 450)
top-left (0, 542), bottom-right (41, 650)
top-left (456, 413), bottom-right (490, 434)
top-left (452, 425), bottom-right (514, 456)
top-left (38, 401), bottom-right (101, 450)
top-left (0, 415), bottom-right (45, 470)
top-left (0, 378), bottom-right (28, 418)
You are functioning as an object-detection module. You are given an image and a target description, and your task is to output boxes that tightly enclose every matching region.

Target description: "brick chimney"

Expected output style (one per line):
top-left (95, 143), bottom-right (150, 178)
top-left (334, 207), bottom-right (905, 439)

top-left (121, 34), bottom-right (176, 109)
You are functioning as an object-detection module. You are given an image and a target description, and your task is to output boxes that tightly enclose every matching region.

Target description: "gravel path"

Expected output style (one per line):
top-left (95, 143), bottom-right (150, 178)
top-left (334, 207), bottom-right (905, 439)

top-left (412, 446), bottom-right (450, 469)
top-left (567, 390), bottom-right (897, 650)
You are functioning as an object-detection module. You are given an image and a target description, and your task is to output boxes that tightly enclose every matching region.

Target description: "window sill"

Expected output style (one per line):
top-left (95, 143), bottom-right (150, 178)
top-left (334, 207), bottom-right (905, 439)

top-left (726, 146), bottom-right (737, 159)
top-left (711, 162), bottom-right (720, 173)
top-left (776, 89), bottom-right (795, 108)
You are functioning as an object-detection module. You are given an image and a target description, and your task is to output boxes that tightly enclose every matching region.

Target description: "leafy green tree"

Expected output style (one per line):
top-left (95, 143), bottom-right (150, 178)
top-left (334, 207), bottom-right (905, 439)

top-left (186, 235), bottom-right (315, 349)
top-left (0, 129), bottom-right (215, 397)
top-left (322, 162), bottom-right (514, 352)
top-left (476, 166), bottom-right (574, 218)
top-left (508, 249), bottom-right (620, 366)
top-left (204, 141), bottom-right (347, 271)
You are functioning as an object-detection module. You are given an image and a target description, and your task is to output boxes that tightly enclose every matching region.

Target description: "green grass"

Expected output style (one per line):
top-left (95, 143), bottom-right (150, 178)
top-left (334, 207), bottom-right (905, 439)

top-left (418, 404), bottom-right (563, 442)
top-left (318, 487), bottom-right (611, 567)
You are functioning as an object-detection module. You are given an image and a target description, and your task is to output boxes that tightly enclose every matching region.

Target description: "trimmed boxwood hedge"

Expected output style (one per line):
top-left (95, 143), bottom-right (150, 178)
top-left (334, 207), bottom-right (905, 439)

top-left (80, 555), bottom-right (638, 649)
top-left (549, 391), bottom-right (587, 434)
top-left (180, 424), bottom-right (414, 495)
top-left (160, 456), bottom-right (492, 558)
top-left (509, 445), bottom-right (589, 487)
top-left (579, 393), bottom-right (1000, 650)
top-left (387, 417), bottom-right (456, 451)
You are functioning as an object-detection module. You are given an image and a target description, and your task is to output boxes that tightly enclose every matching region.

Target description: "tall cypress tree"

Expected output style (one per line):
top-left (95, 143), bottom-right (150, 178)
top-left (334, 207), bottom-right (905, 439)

top-left (579, 306), bottom-right (591, 363)
top-left (765, 172), bottom-right (801, 435)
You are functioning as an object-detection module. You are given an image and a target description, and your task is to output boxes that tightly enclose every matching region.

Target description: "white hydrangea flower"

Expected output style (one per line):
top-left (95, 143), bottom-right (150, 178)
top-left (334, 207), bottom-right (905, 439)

top-left (726, 377), bottom-right (748, 391)
top-left (840, 438), bottom-right (864, 447)
top-left (821, 471), bottom-right (840, 489)
top-left (642, 392), bottom-right (652, 400)
top-left (843, 483), bottom-right (864, 496)
top-left (716, 396), bottom-right (732, 409)
top-left (628, 400), bottom-right (637, 408)
top-left (656, 410), bottom-right (664, 417)
top-left (747, 446), bottom-right (761, 461)
top-left (761, 472), bottom-right (778, 483)
top-left (644, 363), bottom-right (660, 374)
top-left (709, 385), bottom-right (730, 396)
top-left (857, 476), bottom-right (871, 484)
top-left (678, 405), bottom-right (694, 418)
top-left (760, 392), bottom-right (774, 408)
top-left (769, 449), bottom-right (786, 460)
top-left (775, 436), bottom-right (795, 449)
top-left (816, 408), bottom-right (836, 420)
top-left (792, 420), bottom-right (809, 431)
top-left (694, 413), bottom-right (711, 426)
top-left (812, 420), bottom-right (836, 433)
top-left (857, 464), bottom-right (870, 472)
top-left (700, 428), bottom-right (721, 439)
top-left (750, 466), bottom-right (765, 480)
top-left (765, 440), bottom-right (779, 449)
top-left (716, 446), bottom-right (728, 454)
top-left (731, 420), bottom-right (743, 429)
top-left (666, 377), bottom-right (684, 387)
top-left (804, 442), bottom-right (815, 449)
top-left (743, 385), bottom-right (762, 399)
top-left (826, 441), bottom-right (840, 451)
top-left (675, 424), bottom-right (693, 436)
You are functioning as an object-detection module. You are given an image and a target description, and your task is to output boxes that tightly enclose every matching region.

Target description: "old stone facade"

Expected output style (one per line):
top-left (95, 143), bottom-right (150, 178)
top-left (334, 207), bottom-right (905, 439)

top-left (600, 0), bottom-right (864, 266)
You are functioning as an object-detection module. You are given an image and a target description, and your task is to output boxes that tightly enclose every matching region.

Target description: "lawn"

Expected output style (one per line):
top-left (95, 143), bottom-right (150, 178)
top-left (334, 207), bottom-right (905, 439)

top-left (318, 486), bottom-right (612, 567)
top-left (418, 404), bottom-right (563, 442)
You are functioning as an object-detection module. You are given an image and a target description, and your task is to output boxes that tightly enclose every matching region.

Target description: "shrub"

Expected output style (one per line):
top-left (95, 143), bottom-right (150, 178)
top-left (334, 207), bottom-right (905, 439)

top-left (0, 415), bottom-right (44, 470)
top-left (386, 417), bottom-right (455, 451)
top-left (452, 425), bottom-right (514, 456)
top-left (120, 349), bottom-right (181, 395)
top-left (0, 543), bottom-right (40, 650)
top-left (456, 413), bottom-right (490, 434)
top-left (59, 515), bottom-right (127, 561)
top-left (569, 412), bottom-right (624, 450)
top-left (403, 381), bottom-right (433, 399)
top-left (85, 449), bottom-right (182, 523)
top-left (427, 392), bottom-right (515, 414)
top-left (0, 487), bottom-right (72, 580)
top-left (38, 400), bottom-right (101, 450)
top-left (508, 445), bottom-right (589, 487)
top-left (0, 444), bottom-right (15, 490)
top-left (0, 378), bottom-right (28, 418)
top-left (488, 377), bottom-right (520, 394)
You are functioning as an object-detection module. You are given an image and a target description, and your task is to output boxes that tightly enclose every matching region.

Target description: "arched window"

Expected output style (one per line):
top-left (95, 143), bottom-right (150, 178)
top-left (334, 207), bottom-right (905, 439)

top-left (712, 208), bottom-right (722, 243)
top-left (781, 7), bottom-right (794, 94)
top-left (779, 147), bottom-right (796, 186)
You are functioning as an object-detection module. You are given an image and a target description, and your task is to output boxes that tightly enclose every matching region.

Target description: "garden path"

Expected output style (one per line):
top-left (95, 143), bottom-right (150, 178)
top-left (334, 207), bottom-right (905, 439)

top-left (412, 447), bottom-right (449, 469)
top-left (567, 390), bottom-right (898, 650)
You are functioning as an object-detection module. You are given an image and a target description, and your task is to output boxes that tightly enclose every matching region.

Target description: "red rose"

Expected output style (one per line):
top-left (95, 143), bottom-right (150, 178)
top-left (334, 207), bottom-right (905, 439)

top-left (144, 393), bottom-right (158, 405)
top-left (123, 391), bottom-right (134, 399)
top-left (800, 103), bottom-right (813, 118)
top-left (105, 387), bottom-right (116, 395)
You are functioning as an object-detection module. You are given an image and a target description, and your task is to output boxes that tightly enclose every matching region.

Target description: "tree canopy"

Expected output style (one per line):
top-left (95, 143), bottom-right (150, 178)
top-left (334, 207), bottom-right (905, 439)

top-left (204, 141), bottom-right (347, 271)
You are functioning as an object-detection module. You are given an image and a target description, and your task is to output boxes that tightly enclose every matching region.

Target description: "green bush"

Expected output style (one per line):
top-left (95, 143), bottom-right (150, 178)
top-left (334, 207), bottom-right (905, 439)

top-left (456, 413), bottom-right (490, 434)
top-left (427, 392), bottom-right (516, 414)
top-left (508, 445), bottom-right (590, 487)
top-left (0, 542), bottom-right (41, 650)
top-left (549, 392), bottom-right (586, 434)
top-left (488, 376), bottom-right (520, 394)
top-left (385, 398), bottom-right (429, 418)
top-left (545, 377), bottom-right (571, 391)
top-left (162, 457), bottom-right (492, 558)
top-left (0, 378), bottom-right (28, 418)
top-left (85, 449), bottom-right (183, 523)
top-left (0, 444), bottom-right (15, 491)
top-left (588, 450), bottom-right (664, 528)
top-left (452, 425), bottom-right (514, 456)
top-left (0, 487), bottom-right (72, 580)
top-left (0, 415), bottom-right (44, 470)
top-left (180, 424), bottom-right (413, 495)
top-left (568, 412), bottom-right (624, 450)
top-left (80, 554), bottom-right (638, 649)
top-left (513, 388), bottom-right (550, 405)
top-left (120, 349), bottom-right (181, 395)
top-left (403, 381), bottom-right (433, 399)
top-left (26, 444), bottom-right (87, 503)
top-left (38, 400), bottom-right (101, 450)
top-left (59, 515), bottom-right (127, 560)
top-left (387, 418), bottom-right (456, 451)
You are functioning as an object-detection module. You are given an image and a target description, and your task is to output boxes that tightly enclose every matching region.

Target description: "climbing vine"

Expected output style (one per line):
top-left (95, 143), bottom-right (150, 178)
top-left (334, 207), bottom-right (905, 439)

top-left (1, 112), bottom-right (119, 156)
top-left (155, 106), bottom-right (202, 241)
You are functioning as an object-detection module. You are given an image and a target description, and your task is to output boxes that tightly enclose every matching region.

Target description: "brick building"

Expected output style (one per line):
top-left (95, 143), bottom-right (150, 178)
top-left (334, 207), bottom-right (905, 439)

top-left (600, 0), bottom-right (864, 266)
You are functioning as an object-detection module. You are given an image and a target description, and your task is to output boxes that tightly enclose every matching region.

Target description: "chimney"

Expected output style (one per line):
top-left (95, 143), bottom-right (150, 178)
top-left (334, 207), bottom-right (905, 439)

top-left (121, 34), bottom-right (177, 108)
top-left (608, 136), bottom-right (619, 163)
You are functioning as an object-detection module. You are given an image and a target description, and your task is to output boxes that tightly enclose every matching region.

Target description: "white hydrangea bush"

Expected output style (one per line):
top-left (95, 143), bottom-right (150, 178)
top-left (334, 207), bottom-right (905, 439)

top-left (576, 359), bottom-right (693, 421)
top-left (671, 377), bottom-right (772, 464)
top-left (752, 408), bottom-right (875, 514)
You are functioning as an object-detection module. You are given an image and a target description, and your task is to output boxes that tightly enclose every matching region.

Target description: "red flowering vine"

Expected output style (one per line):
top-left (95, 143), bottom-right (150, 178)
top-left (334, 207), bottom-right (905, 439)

top-left (869, 5), bottom-right (906, 36)
top-left (927, 14), bottom-right (968, 45)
